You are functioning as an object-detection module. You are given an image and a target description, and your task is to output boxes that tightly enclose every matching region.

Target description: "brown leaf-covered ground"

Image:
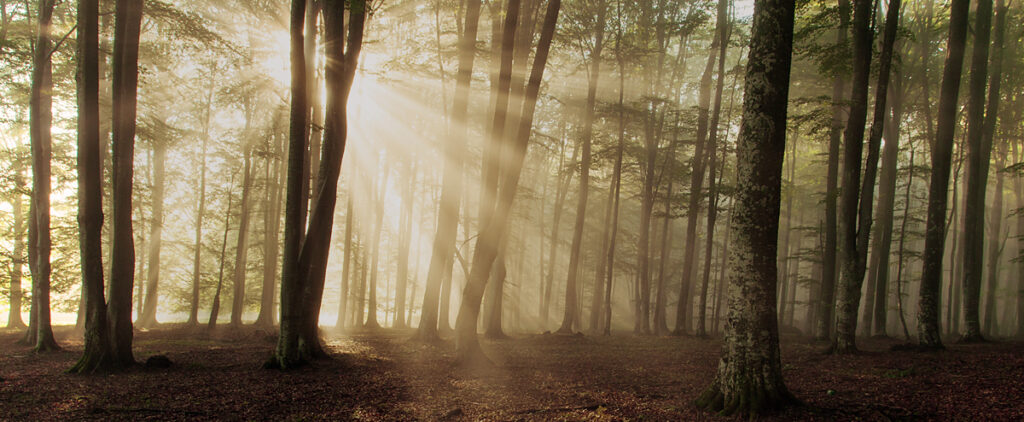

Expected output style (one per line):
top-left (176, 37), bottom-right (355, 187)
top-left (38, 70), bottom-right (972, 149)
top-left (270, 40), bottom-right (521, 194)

top-left (2, 326), bottom-right (1023, 420)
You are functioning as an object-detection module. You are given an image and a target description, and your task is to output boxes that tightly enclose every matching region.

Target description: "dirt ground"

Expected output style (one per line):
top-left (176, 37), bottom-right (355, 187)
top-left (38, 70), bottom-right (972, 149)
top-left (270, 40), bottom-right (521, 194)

top-left (1, 325), bottom-right (1023, 421)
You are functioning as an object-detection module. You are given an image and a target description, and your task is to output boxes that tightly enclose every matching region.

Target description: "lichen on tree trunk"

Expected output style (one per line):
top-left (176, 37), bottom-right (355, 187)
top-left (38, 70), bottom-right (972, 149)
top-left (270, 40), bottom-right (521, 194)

top-left (695, 0), bottom-right (796, 415)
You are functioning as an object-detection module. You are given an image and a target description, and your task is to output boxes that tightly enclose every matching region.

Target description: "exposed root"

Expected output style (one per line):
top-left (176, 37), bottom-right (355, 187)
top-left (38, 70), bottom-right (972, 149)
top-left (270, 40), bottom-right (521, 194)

top-left (695, 380), bottom-right (799, 417)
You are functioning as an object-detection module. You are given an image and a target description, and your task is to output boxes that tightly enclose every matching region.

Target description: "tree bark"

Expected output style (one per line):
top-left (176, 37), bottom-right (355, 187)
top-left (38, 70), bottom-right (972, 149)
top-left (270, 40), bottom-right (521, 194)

top-left (817, 0), bottom-right (850, 341)
top-left (28, 0), bottom-right (59, 353)
top-left (960, 0), bottom-right (998, 343)
top-left (917, 0), bottom-right (969, 350)
top-left (71, 0), bottom-right (116, 372)
top-left (836, 0), bottom-right (900, 351)
top-left (980, 0), bottom-right (1008, 336)
top-left (695, 0), bottom-right (797, 413)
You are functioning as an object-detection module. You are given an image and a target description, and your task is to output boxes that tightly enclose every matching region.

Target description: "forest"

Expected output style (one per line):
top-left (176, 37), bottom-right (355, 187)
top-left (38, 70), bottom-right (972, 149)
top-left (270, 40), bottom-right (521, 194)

top-left (1, 0), bottom-right (1024, 419)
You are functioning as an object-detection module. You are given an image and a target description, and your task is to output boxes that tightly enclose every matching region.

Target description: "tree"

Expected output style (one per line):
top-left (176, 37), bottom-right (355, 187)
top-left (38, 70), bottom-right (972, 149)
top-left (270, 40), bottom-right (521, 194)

top-left (816, 0), bottom-right (850, 341)
top-left (676, 0), bottom-right (726, 336)
top-left (917, 0), bottom-right (970, 349)
top-left (694, 0), bottom-right (797, 414)
top-left (960, 0), bottom-right (996, 343)
top-left (271, 0), bottom-right (366, 369)
top-left (70, 0), bottom-right (115, 373)
top-left (833, 0), bottom-right (900, 353)
top-left (559, 0), bottom-right (607, 335)
top-left (106, 0), bottom-right (144, 366)
top-left (454, 0), bottom-right (560, 364)
top-left (417, 0), bottom-right (483, 341)
top-left (26, 0), bottom-right (60, 352)
top-left (138, 136), bottom-right (167, 329)
top-left (696, 0), bottom-right (731, 338)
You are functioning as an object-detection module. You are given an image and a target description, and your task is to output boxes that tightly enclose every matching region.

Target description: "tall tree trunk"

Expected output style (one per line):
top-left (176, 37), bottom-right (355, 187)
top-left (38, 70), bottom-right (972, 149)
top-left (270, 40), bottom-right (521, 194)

top-left (980, 0), bottom-right (1008, 336)
top-left (138, 141), bottom-right (166, 329)
top-left (275, 0), bottom-right (312, 368)
top-left (559, 0), bottom-right (606, 335)
top-left (107, 0), bottom-right (144, 366)
top-left (28, 0), bottom-right (59, 352)
top-left (675, 16), bottom-right (724, 335)
top-left (455, 0), bottom-right (560, 364)
top-left (960, 0), bottom-right (999, 343)
top-left (187, 86), bottom-right (214, 327)
top-left (865, 80), bottom-right (905, 337)
top-left (70, 0), bottom-right (115, 372)
top-left (834, 0), bottom-right (899, 353)
top-left (292, 0), bottom-right (366, 359)
top-left (917, 0), bottom-right (969, 349)
top-left (694, 0), bottom-right (797, 413)
top-left (542, 133), bottom-right (576, 329)
top-left (817, 0), bottom-right (850, 341)
top-left (416, 0), bottom-right (482, 342)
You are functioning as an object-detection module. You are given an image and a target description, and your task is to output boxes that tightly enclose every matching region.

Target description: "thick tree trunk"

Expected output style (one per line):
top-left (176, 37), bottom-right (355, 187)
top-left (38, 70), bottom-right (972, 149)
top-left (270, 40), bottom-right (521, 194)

top-left (107, 0), bottom-right (143, 366)
top-left (832, 0), bottom-right (870, 347)
top-left (274, 0), bottom-right (312, 368)
top-left (695, 0), bottom-right (796, 413)
top-left (71, 0), bottom-right (116, 372)
top-left (917, 0), bottom-right (969, 349)
top-left (960, 0), bottom-right (999, 343)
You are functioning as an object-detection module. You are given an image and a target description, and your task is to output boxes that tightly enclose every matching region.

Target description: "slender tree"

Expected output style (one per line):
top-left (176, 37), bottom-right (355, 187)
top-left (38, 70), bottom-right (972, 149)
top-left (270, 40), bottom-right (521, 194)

top-left (455, 0), bottom-right (560, 364)
top-left (960, 0), bottom-right (997, 343)
top-left (817, 0), bottom-right (850, 341)
top-left (27, 0), bottom-right (59, 352)
top-left (917, 0), bottom-right (970, 349)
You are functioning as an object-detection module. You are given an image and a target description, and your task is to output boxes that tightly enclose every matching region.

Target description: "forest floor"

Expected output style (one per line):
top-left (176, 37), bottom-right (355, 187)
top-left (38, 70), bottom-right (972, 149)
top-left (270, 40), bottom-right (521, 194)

top-left (1, 325), bottom-right (1023, 421)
